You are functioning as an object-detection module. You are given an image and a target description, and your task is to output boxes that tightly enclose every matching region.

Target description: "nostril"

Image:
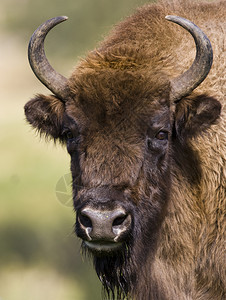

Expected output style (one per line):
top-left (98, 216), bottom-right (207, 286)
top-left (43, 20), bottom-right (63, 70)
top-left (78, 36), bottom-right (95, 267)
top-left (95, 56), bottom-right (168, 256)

top-left (112, 213), bottom-right (131, 239)
top-left (78, 213), bottom-right (92, 228)
top-left (113, 214), bottom-right (128, 227)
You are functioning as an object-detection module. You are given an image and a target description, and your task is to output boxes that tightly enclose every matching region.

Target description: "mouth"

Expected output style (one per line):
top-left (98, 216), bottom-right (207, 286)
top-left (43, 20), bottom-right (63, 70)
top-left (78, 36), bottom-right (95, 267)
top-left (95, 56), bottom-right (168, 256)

top-left (84, 240), bottom-right (123, 253)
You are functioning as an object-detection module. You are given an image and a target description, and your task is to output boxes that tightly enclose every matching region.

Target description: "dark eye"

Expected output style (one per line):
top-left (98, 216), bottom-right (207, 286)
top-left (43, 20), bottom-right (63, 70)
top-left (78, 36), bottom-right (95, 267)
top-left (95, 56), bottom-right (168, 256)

top-left (66, 131), bottom-right (73, 140)
top-left (155, 131), bottom-right (168, 140)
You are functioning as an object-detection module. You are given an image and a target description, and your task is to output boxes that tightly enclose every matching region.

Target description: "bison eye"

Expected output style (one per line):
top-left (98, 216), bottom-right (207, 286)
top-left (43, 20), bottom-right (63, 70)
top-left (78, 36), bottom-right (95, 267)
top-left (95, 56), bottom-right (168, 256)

top-left (66, 131), bottom-right (74, 140)
top-left (64, 130), bottom-right (78, 154)
top-left (155, 131), bottom-right (168, 140)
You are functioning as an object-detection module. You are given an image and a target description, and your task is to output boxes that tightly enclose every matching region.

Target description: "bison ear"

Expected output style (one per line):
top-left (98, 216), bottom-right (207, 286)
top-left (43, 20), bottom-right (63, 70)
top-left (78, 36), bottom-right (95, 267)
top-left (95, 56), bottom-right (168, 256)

top-left (174, 94), bottom-right (221, 142)
top-left (24, 94), bottom-right (65, 139)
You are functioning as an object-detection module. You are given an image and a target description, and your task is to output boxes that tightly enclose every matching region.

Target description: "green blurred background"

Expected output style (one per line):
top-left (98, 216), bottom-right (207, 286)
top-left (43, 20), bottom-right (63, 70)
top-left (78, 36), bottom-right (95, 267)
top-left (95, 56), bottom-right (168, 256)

top-left (0, 0), bottom-right (153, 299)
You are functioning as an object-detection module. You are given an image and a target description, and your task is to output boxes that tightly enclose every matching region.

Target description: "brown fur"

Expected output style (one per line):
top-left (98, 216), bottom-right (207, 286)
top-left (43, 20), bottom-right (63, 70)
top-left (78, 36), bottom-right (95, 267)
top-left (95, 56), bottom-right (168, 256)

top-left (25, 0), bottom-right (225, 299)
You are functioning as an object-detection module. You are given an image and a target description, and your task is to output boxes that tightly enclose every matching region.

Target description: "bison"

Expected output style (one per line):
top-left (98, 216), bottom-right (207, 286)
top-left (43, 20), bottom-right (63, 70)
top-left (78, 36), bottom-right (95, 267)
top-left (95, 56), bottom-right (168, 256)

top-left (24, 0), bottom-right (225, 299)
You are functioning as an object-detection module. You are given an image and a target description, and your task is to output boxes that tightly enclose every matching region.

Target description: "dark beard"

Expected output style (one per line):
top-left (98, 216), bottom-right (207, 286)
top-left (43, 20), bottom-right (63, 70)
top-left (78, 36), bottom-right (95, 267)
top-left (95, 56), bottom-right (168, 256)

top-left (82, 241), bottom-right (134, 300)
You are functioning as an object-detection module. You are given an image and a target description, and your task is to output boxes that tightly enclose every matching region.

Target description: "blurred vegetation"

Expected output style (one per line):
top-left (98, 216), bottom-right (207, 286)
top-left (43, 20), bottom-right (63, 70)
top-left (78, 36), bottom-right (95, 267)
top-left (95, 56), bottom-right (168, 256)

top-left (2, 0), bottom-right (152, 60)
top-left (0, 0), bottom-right (154, 299)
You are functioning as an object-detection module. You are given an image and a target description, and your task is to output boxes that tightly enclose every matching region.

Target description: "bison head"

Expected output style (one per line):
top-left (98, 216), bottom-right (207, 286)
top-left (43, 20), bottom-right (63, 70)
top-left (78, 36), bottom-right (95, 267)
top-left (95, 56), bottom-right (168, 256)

top-left (24, 15), bottom-right (221, 298)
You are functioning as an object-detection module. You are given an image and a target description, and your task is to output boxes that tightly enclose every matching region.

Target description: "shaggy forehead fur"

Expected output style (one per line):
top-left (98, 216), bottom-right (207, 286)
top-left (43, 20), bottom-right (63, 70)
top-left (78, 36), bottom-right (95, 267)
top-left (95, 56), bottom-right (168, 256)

top-left (68, 59), bottom-right (170, 113)
top-left (66, 67), bottom-right (171, 187)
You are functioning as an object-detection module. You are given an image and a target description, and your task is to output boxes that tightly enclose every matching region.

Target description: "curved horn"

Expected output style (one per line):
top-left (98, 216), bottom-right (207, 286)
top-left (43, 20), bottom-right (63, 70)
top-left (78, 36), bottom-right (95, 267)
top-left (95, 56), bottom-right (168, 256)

top-left (165, 15), bottom-right (213, 102)
top-left (28, 16), bottom-right (69, 100)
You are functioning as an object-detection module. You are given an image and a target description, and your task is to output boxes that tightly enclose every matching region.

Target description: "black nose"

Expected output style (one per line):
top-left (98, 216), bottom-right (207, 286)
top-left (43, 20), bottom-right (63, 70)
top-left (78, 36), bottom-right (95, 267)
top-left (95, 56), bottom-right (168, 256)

top-left (77, 207), bottom-right (132, 243)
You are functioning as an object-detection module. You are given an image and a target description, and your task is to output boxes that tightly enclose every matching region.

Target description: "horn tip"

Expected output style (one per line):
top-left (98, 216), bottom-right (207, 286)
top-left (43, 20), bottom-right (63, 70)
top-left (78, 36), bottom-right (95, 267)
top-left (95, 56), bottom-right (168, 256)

top-left (58, 16), bottom-right (69, 22)
top-left (165, 15), bottom-right (177, 22)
